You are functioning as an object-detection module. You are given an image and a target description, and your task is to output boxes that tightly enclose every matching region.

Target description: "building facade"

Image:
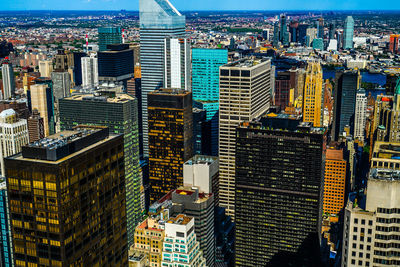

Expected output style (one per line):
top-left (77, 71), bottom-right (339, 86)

top-left (29, 84), bottom-right (55, 137)
top-left (1, 60), bottom-right (15, 100)
top-left (0, 180), bottom-right (12, 267)
top-left (98, 27), bottom-right (122, 52)
top-left (164, 37), bottom-right (191, 91)
top-left (354, 89), bottom-right (367, 141)
top-left (343, 16), bottom-right (355, 50)
top-left (81, 55), bottom-right (98, 89)
top-left (27, 109), bottom-right (45, 143)
top-left (303, 62), bottom-right (323, 127)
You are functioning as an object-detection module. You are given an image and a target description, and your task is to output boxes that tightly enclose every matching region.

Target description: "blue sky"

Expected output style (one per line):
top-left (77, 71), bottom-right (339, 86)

top-left (1, 0), bottom-right (400, 11)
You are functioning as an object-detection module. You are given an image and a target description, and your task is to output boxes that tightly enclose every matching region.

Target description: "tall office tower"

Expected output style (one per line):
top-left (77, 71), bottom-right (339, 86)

top-left (53, 49), bottom-right (69, 71)
top-left (317, 17), bottom-right (324, 39)
top-left (385, 74), bottom-right (400, 95)
top-left (164, 37), bottom-right (191, 90)
top-left (171, 187), bottom-right (215, 266)
top-left (5, 126), bottom-right (128, 266)
top-left (98, 44), bottom-right (134, 87)
top-left (27, 109), bottom-right (45, 143)
top-left (328, 22), bottom-right (336, 40)
top-left (298, 24), bottom-right (309, 45)
top-left (306, 27), bottom-right (318, 47)
top-left (354, 89), bottom-right (367, 141)
top-left (323, 144), bottom-right (347, 216)
top-left (343, 16), bottom-right (355, 50)
top-left (342, 168), bottom-right (400, 267)
top-left (0, 109), bottom-right (28, 177)
top-left (147, 88), bottom-right (193, 203)
top-left (303, 62), bottom-right (323, 127)
top-left (275, 70), bottom-right (297, 110)
top-left (29, 84), bottom-right (54, 137)
top-left (280, 14), bottom-right (289, 46)
top-left (98, 27), bottom-right (122, 51)
top-left (1, 60), bottom-right (15, 100)
top-left (72, 52), bottom-right (86, 86)
top-left (192, 48), bottom-right (228, 156)
top-left (0, 180), bottom-right (12, 267)
top-left (235, 115), bottom-right (326, 266)
top-left (262, 29), bottom-right (269, 40)
top-left (273, 22), bottom-right (280, 47)
top-left (219, 58), bottom-right (272, 218)
top-left (0, 100), bottom-right (29, 120)
top-left (193, 108), bottom-right (211, 156)
top-left (289, 21), bottom-right (299, 43)
top-left (332, 70), bottom-right (360, 140)
top-left (81, 55), bottom-right (98, 89)
top-left (389, 34), bottom-right (400, 54)
top-left (161, 215), bottom-right (207, 267)
top-left (139, 0), bottom-right (186, 157)
top-left (312, 38), bottom-right (324, 50)
top-left (59, 93), bottom-right (141, 246)
top-left (38, 60), bottom-right (53, 78)
top-left (51, 71), bottom-right (71, 131)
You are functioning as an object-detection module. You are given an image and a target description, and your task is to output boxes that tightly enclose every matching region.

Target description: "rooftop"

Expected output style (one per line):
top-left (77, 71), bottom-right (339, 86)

top-left (370, 168), bottom-right (400, 181)
top-left (372, 142), bottom-right (400, 160)
top-left (222, 57), bottom-right (269, 69)
top-left (64, 93), bottom-right (134, 103)
top-left (185, 155), bottom-right (218, 166)
top-left (166, 214), bottom-right (192, 226)
top-left (149, 88), bottom-right (190, 96)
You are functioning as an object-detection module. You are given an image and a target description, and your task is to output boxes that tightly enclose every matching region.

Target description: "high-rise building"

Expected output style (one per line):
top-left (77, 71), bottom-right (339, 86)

top-left (98, 44), bottom-right (134, 87)
top-left (280, 14), bottom-right (289, 46)
top-left (317, 17), bottom-right (324, 39)
top-left (298, 24), bottom-right (309, 45)
top-left (1, 59), bottom-right (15, 100)
top-left (332, 70), bottom-right (360, 140)
top-left (342, 168), bottom-right (400, 267)
top-left (0, 100), bottom-right (29, 120)
top-left (0, 180), bottom-right (12, 267)
top-left (343, 16), bottom-right (355, 50)
top-left (354, 89), bottom-right (367, 141)
top-left (312, 38), bottom-right (324, 50)
top-left (370, 141), bottom-right (400, 170)
top-left (164, 37), bottom-right (191, 91)
top-left (328, 22), bottom-right (336, 40)
top-left (5, 126), bottom-right (128, 266)
top-left (273, 22), bottom-right (280, 47)
top-left (289, 21), bottom-right (299, 43)
top-left (53, 49), bottom-right (69, 71)
top-left (72, 52), bottom-right (86, 86)
top-left (0, 109), bottom-right (28, 177)
top-left (51, 71), bottom-right (71, 131)
top-left (147, 88), bottom-right (193, 203)
top-left (323, 144), bottom-right (347, 216)
top-left (219, 58), bottom-right (273, 218)
top-left (38, 60), bottom-right (53, 78)
top-left (192, 48), bottom-right (228, 156)
top-left (171, 187), bottom-right (215, 266)
top-left (274, 70), bottom-right (297, 110)
top-left (306, 28), bottom-right (318, 47)
top-left (81, 54), bottom-right (98, 89)
top-left (161, 215), bottom-right (207, 267)
top-left (59, 93), bottom-right (141, 246)
top-left (139, 0), bottom-right (186, 157)
top-left (29, 83), bottom-right (55, 137)
top-left (192, 108), bottom-right (211, 156)
top-left (303, 62), bottom-right (323, 127)
top-left (27, 108), bottom-right (45, 143)
top-left (235, 114), bottom-right (326, 266)
top-left (389, 34), bottom-right (400, 54)
top-left (98, 27), bottom-right (122, 51)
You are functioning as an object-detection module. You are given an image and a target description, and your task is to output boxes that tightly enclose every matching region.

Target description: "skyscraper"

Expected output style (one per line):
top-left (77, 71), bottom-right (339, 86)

top-left (164, 37), bottom-right (191, 90)
top-left (0, 180), bottom-right (12, 267)
top-left (192, 48), bottom-right (228, 156)
top-left (280, 14), bottom-right (289, 46)
top-left (317, 17), bottom-right (324, 39)
top-left (148, 88), bottom-right (193, 203)
top-left (332, 70), bottom-right (360, 140)
top-left (29, 83), bottom-right (55, 137)
top-left (298, 24), bottom-right (309, 45)
top-left (354, 89), bottom-right (367, 141)
top-left (139, 0), bottom-right (186, 157)
top-left (59, 93), bottom-right (141, 246)
top-left (5, 126), bottom-right (128, 266)
top-left (27, 108), bottom-right (45, 143)
top-left (1, 59), bottom-right (15, 100)
top-left (219, 58), bottom-right (273, 218)
top-left (0, 109), bottom-right (29, 177)
top-left (303, 62), bottom-right (323, 127)
top-left (343, 16), bottom-right (355, 50)
top-left (328, 22), bottom-right (336, 40)
top-left (273, 22), bottom-right (280, 47)
top-left (235, 114), bottom-right (326, 266)
top-left (51, 71), bottom-right (71, 131)
top-left (38, 60), bottom-right (53, 78)
top-left (389, 34), bottom-right (400, 54)
top-left (81, 54), bottom-right (98, 89)
top-left (98, 27), bottom-right (122, 51)
top-left (72, 52), bottom-right (86, 86)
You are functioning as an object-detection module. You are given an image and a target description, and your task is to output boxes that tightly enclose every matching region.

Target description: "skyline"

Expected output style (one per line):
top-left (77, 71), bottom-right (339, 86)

top-left (1, 0), bottom-right (400, 12)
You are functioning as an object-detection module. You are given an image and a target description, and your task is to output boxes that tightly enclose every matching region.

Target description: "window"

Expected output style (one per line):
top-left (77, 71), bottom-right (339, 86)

top-left (354, 218), bottom-right (358, 224)
top-left (176, 232), bottom-right (184, 238)
top-left (354, 227), bottom-right (358, 232)
top-left (362, 219), bottom-right (365, 225)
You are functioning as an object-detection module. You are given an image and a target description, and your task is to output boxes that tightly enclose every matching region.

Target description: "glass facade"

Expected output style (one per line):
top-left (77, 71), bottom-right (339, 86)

top-left (0, 182), bottom-right (12, 267)
top-left (343, 16), bottom-right (354, 50)
top-left (139, 0), bottom-right (186, 157)
top-left (59, 94), bottom-right (142, 246)
top-left (98, 27), bottom-right (122, 52)
top-left (192, 48), bottom-right (227, 156)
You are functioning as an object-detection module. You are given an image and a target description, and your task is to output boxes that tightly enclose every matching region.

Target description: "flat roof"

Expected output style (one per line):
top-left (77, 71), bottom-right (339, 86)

top-left (222, 57), bottom-right (269, 69)
top-left (185, 155), bottom-right (218, 166)
top-left (166, 214), bottom-right (192, 226)
top-left (64, 93), bottom-right (135, 104)
top-left (149, 88), bottom-right (190, 96)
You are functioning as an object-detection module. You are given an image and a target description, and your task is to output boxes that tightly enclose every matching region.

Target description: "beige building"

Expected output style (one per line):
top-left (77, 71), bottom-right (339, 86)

top-left (30, 84), bottom-right (51, 137)
top-left (303, 62), bottom-right (323, 127)
top-left (371, 141), bottom-right (400, 170)
top-left (38, 60), bottom-right (53, 78)
top-left (218, 57), bottom-right (273, 218)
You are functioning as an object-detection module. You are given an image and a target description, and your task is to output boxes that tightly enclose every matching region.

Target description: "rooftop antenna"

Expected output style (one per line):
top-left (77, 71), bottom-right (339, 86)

top-left (122, 29), bottom-right (125, 44)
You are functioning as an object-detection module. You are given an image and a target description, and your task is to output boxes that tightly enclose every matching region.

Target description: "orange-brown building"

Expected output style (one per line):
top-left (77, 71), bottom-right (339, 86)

top-left (323, 144), bottom-right (347, 215)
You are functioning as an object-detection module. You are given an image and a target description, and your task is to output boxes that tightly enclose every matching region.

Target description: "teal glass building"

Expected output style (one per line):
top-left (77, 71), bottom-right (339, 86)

top-left (312, 38), bottom-right (324, 50)
top-left (98, 27), bottom-right (122, 52)
top-left (343, 16), bottom-right (354, 50)
top-left (192, 48), bottom-right (228, 156)
top-left (59, 93), bottom-right (142, 246)
top-left (0, 180), bottom-right (12, 267)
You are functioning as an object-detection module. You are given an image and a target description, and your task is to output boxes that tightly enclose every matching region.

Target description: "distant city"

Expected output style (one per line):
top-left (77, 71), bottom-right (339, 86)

top-left (0, 1), bottom-right (399, 267)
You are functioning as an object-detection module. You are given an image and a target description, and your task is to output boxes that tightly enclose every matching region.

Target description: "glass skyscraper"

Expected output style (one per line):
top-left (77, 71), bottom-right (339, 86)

top-left (139, 0), bottom-right (186, 157)
top-left (192, 48), bottom-right (228, 156)
top-left (98, 27), bottom-right (122, 52)
top-left (343, 16), bottom-right (354, 49)
top-left (0, 180), bottom-right (12, 267)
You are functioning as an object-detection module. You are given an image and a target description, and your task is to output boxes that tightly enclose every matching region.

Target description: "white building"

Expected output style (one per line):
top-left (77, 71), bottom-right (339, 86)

top-left (183, 155), bottom-right (218, 195)
top-left (161, 214), bottom-right (206, 267)
top-left (81, 55), bottom-right (98, 89)
top-left (0, 109), bottom-right (29, 176)
top-left (354, 89), bottom-right (367, 141)
top-left (327, 39), bottom-right (338, 51)
top-left (164, 37), bottom-right (191, 91)
top-left (38, 60), bottom-right (53, 78)
top-left (1, 61), bottom-right (15, 100)
top-left (342, 168), bottom-right (400, 267)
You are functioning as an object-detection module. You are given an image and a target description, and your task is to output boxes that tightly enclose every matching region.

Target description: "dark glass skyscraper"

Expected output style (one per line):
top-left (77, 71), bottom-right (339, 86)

top-left (298, 24), bottom-right (309, 45)
top-left (235, 115), bottom-right (326, 266)
top-left (332, 70), bottom-right (360, 140)
top-left (5, 126), bottom-right (128, 266)
top-left (98, 27), bottom-right (122, 52)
